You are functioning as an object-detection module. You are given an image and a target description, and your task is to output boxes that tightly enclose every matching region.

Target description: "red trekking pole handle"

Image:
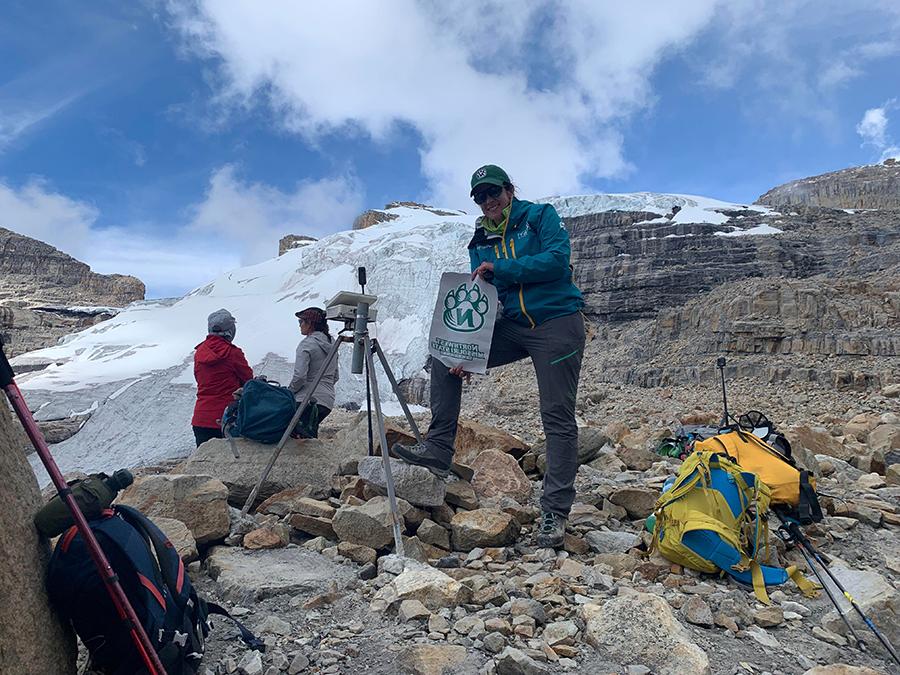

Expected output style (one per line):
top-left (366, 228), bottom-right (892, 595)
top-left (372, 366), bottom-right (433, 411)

top-left (0, 338), bottom-right (167, 675)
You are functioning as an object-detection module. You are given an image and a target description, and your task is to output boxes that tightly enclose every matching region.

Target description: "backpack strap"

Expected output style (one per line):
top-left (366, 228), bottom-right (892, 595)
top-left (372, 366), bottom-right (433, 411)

top-left (206, 603), bottom-right (266, 652)
top-left (115, 505), bottom-right (185, 605)
top-left (797, 471), bottom-right (824, 524)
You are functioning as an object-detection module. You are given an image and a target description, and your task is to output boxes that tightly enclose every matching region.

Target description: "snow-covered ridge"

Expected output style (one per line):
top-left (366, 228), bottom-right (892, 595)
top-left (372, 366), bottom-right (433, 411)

top-left (547, 192), bottom-right (770, 226)
top-left (13, 194), bottom-right (775, 394)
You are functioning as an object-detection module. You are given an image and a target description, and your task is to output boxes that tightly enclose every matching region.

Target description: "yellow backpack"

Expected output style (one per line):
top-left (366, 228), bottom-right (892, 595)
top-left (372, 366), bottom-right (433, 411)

top-left (652, 451), bottom-right (818, 603)
top-left (694, 429), bottom-right (823, 523)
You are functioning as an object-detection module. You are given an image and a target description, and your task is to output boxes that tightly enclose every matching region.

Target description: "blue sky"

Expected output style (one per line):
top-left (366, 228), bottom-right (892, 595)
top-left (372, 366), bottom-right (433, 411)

top-left (1, 1), bottom-right (898, 298)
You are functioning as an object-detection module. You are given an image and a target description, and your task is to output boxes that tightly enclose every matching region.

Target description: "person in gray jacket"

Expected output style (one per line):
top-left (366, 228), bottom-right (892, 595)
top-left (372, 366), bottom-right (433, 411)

top-left (289, 307), bottom-right (338, 437)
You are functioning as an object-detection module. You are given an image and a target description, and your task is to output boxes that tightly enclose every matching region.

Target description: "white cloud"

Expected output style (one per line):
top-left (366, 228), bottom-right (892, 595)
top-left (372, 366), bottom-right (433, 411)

top-left (857, 99), bottom-right (899, 160)
top-left (186, 165), bottom-right (364, 265)
top-left (0, 168), bottom-right (364, 298)
top-left (165, 1), bottom-right (722, 206)
top-left (0, 95), bottom-right (81, 151)
top-left (0, 178), bottom-right (99, 257)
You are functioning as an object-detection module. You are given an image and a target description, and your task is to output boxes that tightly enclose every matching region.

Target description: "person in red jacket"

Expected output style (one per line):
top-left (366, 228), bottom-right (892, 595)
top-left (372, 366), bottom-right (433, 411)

top-left (191, 309), bottom-right (254, 447)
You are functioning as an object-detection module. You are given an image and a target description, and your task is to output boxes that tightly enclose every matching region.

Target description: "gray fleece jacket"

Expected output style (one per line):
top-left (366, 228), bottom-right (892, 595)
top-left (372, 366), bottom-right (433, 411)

top-left (289, 331), bottom-right (338, 409)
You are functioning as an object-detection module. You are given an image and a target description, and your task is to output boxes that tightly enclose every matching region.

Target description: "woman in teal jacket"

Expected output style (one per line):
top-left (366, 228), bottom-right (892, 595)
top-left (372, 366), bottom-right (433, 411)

top-left (395, 164), bottom-right (586, 548)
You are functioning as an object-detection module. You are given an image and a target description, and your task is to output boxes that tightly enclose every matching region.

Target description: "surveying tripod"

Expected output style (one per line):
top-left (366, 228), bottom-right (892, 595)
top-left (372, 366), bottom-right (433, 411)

top-left (240, 271), bottom-right (423, 557)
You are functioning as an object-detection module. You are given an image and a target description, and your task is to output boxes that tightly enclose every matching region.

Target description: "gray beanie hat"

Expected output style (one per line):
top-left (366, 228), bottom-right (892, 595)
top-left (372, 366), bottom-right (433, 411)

top-left (208, 309), bottom-right (236, 342)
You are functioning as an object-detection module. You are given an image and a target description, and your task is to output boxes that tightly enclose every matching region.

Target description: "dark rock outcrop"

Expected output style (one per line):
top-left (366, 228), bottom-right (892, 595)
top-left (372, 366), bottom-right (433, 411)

top-left (0, 227), bottom-right (145, 356)
top-left (756, 160), bottom-right (900, 209)
top-left (278, 234), bottom-right (317, 256)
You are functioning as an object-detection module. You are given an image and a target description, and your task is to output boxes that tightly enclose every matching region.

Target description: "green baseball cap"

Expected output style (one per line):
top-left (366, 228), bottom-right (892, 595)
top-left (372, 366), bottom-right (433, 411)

top-left (470, 164), bottom-right (509, 196)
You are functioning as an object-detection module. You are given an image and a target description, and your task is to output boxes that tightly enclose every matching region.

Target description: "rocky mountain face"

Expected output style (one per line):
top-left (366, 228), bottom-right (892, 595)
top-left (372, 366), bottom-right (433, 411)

top-left (564, 202), bottom-right (900, 391)
top-left (0, 227), bottom-right (145, 357)
top-left (278, 234), bottom-right (316, 256)
top-left (353, 201), bottom-right (461, 230)
top-left (756, 159), bottom-right (900, 209)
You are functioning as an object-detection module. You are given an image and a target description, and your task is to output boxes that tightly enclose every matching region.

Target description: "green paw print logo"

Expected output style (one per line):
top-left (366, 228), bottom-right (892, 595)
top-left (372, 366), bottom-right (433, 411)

top-left (443, 282), bottom-right (489, 332)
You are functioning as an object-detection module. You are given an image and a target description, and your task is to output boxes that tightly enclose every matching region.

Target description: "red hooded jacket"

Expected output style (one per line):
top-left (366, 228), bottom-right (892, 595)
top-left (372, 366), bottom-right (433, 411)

top-left (191, 335), bottom-right (254, 428)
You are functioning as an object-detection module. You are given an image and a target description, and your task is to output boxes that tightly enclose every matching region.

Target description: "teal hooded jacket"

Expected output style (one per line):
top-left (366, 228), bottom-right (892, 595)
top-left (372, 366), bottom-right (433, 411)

top-left (467, 197), bottom-right (583, 328)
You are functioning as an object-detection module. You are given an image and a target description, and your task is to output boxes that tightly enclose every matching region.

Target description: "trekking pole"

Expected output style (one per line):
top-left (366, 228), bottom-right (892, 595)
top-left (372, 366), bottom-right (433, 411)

top-left (776, 524), bottom-right (867, 652)
top-left (716, 356), bottom-right (730, 428)
top-left (781, 520), bottom-right (899, 665)
top-left (0, 338), bottom-right (166, 675)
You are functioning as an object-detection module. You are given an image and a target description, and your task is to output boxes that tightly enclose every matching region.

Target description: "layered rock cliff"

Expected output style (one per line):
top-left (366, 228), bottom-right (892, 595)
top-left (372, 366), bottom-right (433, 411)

top-left (561, 200), bottom-right (900, 391)
top-left (756, 159), bottom-right (900, 209)
top-left (0, 227), bottom-right (145, 357)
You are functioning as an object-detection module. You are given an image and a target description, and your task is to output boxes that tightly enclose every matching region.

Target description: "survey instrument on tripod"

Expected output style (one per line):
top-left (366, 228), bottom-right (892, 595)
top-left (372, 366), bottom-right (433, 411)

top-left (240, 286), bottom-right (423, 557)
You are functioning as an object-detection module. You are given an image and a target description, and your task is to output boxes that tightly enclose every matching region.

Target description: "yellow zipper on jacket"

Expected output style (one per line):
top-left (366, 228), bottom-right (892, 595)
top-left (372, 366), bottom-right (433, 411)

top-left (509, 237), bottom-right (536, 328)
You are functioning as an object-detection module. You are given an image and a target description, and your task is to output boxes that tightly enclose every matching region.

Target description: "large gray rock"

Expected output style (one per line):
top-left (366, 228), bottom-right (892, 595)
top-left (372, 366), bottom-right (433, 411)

top-left (373, 563), bottom-right (470, 611)
top-left (582, 593), bottom-right (710, 674)
top-left (608, 487), bottom-right (659, 519)
top-left (584, 530), bottom-right (641, 554)
top-left (118, 473), bottom-right (230, 545)
top-left (0, 400), bottom-right (76, 673)
top-left (358, 456), bottom-right (447, 508)
top-left (821, 563), bottom-right (900, 652)
top-left (495, 646), bottom-right (549, 674)
top-left (205, 546), bottom-right (353, 602)
top-left (177, 436), bottom-right (366, 507)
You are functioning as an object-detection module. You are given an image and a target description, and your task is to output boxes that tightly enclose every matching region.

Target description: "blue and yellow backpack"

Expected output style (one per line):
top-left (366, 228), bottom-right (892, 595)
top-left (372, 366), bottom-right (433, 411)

top-left (651, 451), bottom-right (818, 604)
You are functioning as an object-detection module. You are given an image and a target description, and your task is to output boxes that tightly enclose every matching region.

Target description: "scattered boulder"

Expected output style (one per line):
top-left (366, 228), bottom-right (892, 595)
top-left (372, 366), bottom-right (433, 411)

top-left (242, 524), bottom-right (290, 550)
top-left (373, 563), bottom-right (470, 610)
top-left (417, 519), bottom-right (450, 549)
top-left (681, 596), bottom-right (714, 627)
top-left (821, 563), bottom-right (900, 649)
top-left (288, 513), bottom-right (336, 540)
top-left (470, 450), bottom-right (532, 504)
top-left (802, 666), bottom-right (884, 675)
top-left (790, 425), bottom-right (855, 463)
top-left (584, 530), bottom-right (640, 554)
top-left (332, 497), bottom-right (397, 549)
top-left (867, 424), bottom-right (900, 454)
top-left (176, 436), bottom-right (365, 507)
top-left (495, 646), bottom-right (549, 674)
top-left (396, 644), bottom-right (474, 675)
top-left (617, 445), bottom-right (659, 471)
top-left (153, 516), bottom-right (199, 562)
top-left (450, 509), bottom-right (519, 551)
top-left (582, 593), bottom-right (710, 675)
top-left (255, 485), bottom-right (330, 517)
top-left (205, 546), bottom-right (352, 603)
top-left (358, 456), bottom-right (447, 508)
top-left (118, 473), bottom-right (230, 545)
top-left (453, 420), bottom-right (529, 466)
top-left (608, 487), bottom-right (660, 519)
top-left (445, 479), bottom-right (479, 510)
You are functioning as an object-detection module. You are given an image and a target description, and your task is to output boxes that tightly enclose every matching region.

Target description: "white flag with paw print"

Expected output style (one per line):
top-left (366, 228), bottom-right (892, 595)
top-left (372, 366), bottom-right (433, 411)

top-left (428, 272), bottom-right (499, 374)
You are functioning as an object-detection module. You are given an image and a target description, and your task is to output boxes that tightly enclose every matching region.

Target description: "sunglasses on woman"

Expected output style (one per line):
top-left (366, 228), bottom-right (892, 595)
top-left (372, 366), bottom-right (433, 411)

top-left (473, 184), bottom-right (504, 205)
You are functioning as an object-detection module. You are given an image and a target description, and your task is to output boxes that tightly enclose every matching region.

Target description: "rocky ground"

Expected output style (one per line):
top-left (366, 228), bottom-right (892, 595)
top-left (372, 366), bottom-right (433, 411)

top-left (90, 358), bottom-right (900, 675)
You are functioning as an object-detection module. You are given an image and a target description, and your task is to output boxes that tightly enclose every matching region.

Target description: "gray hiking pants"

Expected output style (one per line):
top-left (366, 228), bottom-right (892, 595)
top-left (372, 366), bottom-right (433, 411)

top-left (425, 311), bottom-right (585, 518)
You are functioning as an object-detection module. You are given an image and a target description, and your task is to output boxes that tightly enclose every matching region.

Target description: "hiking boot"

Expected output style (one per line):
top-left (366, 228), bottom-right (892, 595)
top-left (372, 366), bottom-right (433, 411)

top-left (391, 442), bottom-right (451, 478)
top-left (535, 511), bottom-right (567, 549)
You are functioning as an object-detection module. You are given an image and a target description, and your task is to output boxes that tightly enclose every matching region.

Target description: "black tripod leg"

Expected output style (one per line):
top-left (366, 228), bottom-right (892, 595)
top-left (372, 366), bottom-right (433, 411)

top-left (372, 339), bottom-right (423, 444)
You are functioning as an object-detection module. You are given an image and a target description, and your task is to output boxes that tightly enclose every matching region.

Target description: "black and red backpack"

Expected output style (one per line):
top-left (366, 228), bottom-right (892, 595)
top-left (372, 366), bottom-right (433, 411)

top-left (47, 504), bottom-right (262, 675)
